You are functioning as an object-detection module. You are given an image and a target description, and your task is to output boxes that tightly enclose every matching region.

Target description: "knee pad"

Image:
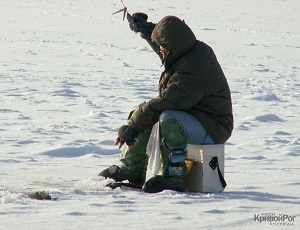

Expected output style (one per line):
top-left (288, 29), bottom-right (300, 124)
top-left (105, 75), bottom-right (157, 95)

top-left (159, 119), bottom-right (187, 151)
top-left (159, 120), bottom-right (187, 176)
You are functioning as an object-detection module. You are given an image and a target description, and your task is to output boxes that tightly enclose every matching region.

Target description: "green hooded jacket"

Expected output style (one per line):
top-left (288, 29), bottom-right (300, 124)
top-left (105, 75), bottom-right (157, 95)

top-left (128, 16), bottom-right (233, 144)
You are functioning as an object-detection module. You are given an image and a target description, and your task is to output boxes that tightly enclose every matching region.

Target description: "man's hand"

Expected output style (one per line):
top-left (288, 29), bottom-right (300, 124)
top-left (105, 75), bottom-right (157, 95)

top-left (129, 12), bottom-right (156, 39)
top-left (115, 125), bottom-right (139, 149)
top-left (129, 12), bottom-right (148, 32)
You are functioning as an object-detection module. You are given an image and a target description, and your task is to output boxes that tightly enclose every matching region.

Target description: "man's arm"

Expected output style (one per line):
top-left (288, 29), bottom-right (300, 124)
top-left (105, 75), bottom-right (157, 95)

top-left (129, 13), bottom-right (162, 60)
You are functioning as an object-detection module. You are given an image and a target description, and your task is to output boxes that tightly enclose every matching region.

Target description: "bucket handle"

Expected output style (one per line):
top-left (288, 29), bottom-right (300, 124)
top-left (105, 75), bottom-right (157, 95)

top-left (209, 156), bottom-right (227, 189)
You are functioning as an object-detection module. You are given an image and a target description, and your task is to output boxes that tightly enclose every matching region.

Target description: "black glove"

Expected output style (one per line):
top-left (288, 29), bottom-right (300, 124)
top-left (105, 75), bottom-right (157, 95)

top-left (115, 125), bottom-right (139, 148)
top-left (129, 12), bottom-right (156, 39)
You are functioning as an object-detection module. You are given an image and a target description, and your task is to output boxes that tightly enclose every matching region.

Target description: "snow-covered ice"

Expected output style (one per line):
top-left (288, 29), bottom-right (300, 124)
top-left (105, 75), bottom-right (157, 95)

top-left (0, 0), bottom-right (299, 229)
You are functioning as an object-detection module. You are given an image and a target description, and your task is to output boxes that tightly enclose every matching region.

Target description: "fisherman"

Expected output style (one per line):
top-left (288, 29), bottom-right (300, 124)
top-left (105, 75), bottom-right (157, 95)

top-left (99, 13), bottom-right (233, 193)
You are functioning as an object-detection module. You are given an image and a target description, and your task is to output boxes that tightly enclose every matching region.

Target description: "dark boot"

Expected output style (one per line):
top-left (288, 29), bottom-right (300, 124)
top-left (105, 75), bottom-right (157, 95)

top-left (98, 165), bottom-right (146, 186)
top-left (142, 175), bottom-right (185, 193)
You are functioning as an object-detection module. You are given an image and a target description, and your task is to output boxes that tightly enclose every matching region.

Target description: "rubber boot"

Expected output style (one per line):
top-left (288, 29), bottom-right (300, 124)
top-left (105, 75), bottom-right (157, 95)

top-left (159, 120), bottom-right (187, 175)
top-left (142, 175), bottom-right (185, 193)
top-left (99, 128), bottom-right (151, 185)
top-left (98, 165), bottom-right (146, 186)
top-left (143, 120), bottom-right (188, 193)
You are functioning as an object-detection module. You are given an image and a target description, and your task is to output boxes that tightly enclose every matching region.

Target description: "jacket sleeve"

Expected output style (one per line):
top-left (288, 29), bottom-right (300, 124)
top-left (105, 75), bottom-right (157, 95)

top-left (128, 72), bottom-right (210, 133)
top-left (140, 23), bottom-right (165, 61)
top-left (145, 39), bottom-right (162, 60)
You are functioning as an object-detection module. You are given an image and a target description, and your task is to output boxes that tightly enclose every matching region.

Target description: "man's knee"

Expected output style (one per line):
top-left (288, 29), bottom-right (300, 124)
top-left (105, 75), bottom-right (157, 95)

top-left (159, 110), bottom-right (178, 122)
top-left (159, 119), bottom-right (187, 151)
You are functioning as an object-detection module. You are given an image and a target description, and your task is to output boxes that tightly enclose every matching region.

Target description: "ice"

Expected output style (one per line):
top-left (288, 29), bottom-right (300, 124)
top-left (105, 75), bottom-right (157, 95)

top-left (0, 0), bottom-right (299, 229)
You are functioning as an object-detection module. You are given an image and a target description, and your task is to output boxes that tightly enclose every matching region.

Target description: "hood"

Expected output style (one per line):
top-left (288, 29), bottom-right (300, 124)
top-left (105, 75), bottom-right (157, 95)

top-left (151, 16), bottom-right (196, 68)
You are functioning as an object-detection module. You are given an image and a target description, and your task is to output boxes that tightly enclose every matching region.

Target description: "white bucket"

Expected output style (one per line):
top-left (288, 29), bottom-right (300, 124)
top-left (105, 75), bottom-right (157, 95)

top-left (185, 144), bottom-right (226, 193)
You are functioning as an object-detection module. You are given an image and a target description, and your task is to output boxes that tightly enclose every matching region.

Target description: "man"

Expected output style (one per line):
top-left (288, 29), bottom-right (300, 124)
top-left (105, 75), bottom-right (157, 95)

top-left (99, 13), bottom-right (233, 193)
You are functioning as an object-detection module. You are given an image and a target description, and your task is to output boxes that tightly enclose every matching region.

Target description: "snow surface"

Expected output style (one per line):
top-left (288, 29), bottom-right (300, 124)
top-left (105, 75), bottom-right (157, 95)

top-left (1, 0), bottom-right (299, 229)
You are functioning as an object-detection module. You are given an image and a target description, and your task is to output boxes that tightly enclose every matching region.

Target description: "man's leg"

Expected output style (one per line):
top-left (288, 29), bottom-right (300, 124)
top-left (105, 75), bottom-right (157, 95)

top-left (99, 128), bottom-right (151, 185)
top-left (159, 110), bottom-right (215, 174)
top-left (159, 119), bottom-right (187, 175)
top-left (159, 110), bottom-right (215, 145)
top-left (120, 128), bottom-right (151, 172)
top-left (143, 110), bottom-right (214, 193)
